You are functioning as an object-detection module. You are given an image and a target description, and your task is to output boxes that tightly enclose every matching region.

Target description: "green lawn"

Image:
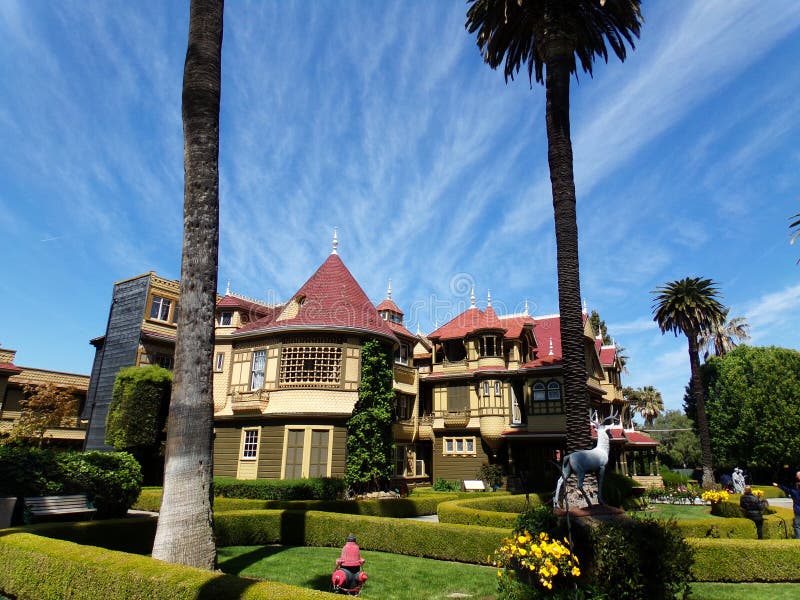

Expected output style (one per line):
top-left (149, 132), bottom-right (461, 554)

top-left (217, 545), bottom-right (497, 600)
top-left (691, 583), bottom-right (800, 599)
top-left (628, 503), bottom-right (721, 520)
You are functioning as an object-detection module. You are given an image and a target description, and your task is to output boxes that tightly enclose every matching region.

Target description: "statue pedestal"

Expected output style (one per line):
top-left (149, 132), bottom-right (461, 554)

top-left (555, 474), bottom-right (601, 510)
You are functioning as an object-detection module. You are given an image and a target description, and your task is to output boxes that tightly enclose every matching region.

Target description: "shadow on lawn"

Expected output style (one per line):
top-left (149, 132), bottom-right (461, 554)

top-left (217, 545), bottom-right (288, 574)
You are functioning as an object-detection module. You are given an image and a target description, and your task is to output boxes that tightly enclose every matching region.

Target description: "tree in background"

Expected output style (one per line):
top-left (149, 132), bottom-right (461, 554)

top-left (652, 277), bottom-right (727, 488)
top-left (590, 310), bottom-right (611, 344)
top-left (151, 0), bottom-right (223, 570)
top-left (624, 385), bottom-right (664, 428)
top-left (649, 410), bottom-right (700, 469)
top-left (701, 345), bottom-right (800, 477)
top-left (466, 0), bottom-right (642, 452)
top-left (6, 384), bottom-right (78, 448)
top-left (699, 311), bottom-right (750, 360)
top-left (105, 365), bottom-right (172, 484)
top-left (346, 339), bottom-right (395, 493)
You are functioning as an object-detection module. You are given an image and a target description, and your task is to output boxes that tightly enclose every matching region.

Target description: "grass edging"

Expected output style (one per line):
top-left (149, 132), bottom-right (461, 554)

top-left (0, 531), bottom-right (332, 600)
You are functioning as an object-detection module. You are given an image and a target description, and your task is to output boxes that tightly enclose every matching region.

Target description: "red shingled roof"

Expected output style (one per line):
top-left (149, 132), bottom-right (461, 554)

top-left (376, 298), bottom-right (403, 316)
top-left (498, 314), bottom-right (535, 339)
top-left (599, 345), bottom-right (617, 366)
top-left (428, 307), bottom-right (507, 340)
top-left (0, 362), bottom-right (23, 374)
top-left (624, 430), bottom-right (659, 446)
top-left (386, 320), bottom-right (417, 340)
top-left (235, 254), bottom-right (397, 342)
top-left (217, 295), bottom-right (283, 322)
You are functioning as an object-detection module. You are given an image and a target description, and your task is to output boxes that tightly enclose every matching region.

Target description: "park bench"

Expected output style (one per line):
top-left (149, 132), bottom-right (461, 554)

top-left (24, 494), bottom-right (96, 523)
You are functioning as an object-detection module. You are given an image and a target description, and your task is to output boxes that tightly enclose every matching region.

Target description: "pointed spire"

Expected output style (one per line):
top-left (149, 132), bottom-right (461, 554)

top-left (470, 286), bottom-right (476, 308)
top-left (582, 298), bottom-right (588, 314)
top-left (487, 289), bottom-right (492, 307)
top-left (387, 279), bottom-right (392, 300)
top-left (523, 299), bottom-right (529, 316)
top-left (225, 279), bottom-right (231, 295)
top-left (416, 324), bottom-right (422, 336)
top-left (331, 227), bottom-right (338, 255)
top-left (548, 336), bottom-right (554, 356)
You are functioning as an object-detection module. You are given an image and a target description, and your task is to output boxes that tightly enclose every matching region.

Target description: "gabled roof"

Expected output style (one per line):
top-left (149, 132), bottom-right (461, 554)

top-left (428, 307), bottom-right (507, 341)
top-left (497, 314), bottom-right (535, 339)
top-left (0, 362), bottom-right (23, 375)
top-left (234, 254), bottom-right (397, 343)
top-left (217, 295), bottom-right (283, 320)
top-left (599, 345), bottom-right (618, 366)
top-left (386, 320), bottom-right (417, 341)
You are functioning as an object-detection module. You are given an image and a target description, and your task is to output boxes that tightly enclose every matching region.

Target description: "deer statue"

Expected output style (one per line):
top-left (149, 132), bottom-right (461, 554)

top-left (553, 410), bottom-right (618, 509)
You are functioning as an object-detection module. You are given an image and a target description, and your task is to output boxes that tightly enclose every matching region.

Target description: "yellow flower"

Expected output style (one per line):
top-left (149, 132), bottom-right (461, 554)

top-left (572, 566), bottom-right (581, 577)
top-left (497, 570), bottom-right (503, 578)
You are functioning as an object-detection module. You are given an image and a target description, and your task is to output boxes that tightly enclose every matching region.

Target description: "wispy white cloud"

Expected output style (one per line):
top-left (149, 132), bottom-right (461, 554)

top-left (745, 284), bottom-right (800, 340)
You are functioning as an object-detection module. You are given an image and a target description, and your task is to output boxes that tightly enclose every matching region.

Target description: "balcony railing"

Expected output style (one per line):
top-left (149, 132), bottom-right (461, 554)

top-left (231, 389), bottom-right (269, 413)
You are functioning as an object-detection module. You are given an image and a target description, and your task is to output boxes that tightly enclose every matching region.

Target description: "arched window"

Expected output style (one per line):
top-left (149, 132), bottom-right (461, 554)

top-left (532, 382), bottom-right (546, 401)
top-left (547, 381), bottom-right (561, 401)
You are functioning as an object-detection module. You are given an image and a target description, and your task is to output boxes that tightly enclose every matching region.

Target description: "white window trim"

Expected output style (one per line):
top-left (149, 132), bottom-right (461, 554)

top-left (240, 427), bottom-right (261, 461)
top-left (280, 425), bottom-right (334, 479)
top-left (443, 436), bottom-right (477, 456)
top-left (251, 349), bottom-right (266, 390)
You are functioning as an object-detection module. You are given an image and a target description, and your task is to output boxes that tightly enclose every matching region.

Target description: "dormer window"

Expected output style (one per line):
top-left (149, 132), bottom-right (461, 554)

top-left (219, 311), bottom-right (232, 326)
top-left (394, 343), bottom-right (410, 365)
top-left (478, 335), bottom-right (501, 357)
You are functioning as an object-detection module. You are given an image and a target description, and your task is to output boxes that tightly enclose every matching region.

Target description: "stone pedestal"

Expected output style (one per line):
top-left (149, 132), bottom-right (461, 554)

top-left (555, 474), bottom-right (604, 510)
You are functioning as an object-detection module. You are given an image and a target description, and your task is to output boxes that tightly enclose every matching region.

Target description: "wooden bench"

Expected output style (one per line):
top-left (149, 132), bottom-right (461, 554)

top-left (24, 494), bottom-right (97, 523)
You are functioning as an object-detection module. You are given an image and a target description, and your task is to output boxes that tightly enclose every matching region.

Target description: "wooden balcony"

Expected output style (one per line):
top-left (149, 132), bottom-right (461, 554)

top-left (230, 390), bottom-right (269, 414)
top-left (443, 410), bottom-right (470, 428)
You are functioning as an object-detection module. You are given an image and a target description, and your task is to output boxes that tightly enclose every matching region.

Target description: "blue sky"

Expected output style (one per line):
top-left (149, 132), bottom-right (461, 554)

top-left (1, 1), bottom-right (799, 413)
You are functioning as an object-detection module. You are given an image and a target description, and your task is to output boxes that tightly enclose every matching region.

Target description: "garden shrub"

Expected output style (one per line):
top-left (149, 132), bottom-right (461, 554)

top-left (477, 464), bottom-right (504, 489)
top-left (660, 468), bottom-right (691, 488)
top-left (0, 532), bottom-right (330, 600)
top-left (689, 538), bottom-right (800, 582)
top-left (432, 478), bottom-right (461, 491)
top-left (20, 516), bottom-right (158, 554)
top-left (500, 506), bottom-right (693, 599)
top-left (0, 447), bottom-right (142, 521)
top-left (58, 451), bottom-right (143, 518)
top-left (214, 509), bottom-right (505, 564)
top-left (214, 476), bottom-right (345, 501)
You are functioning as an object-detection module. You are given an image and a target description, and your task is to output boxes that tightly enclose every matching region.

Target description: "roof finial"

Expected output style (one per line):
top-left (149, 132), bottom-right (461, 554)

top-left (487, 288), bottom-right (492, 307)
top-left (582, 298), bottom-right (588, 315)
top-left (470, 286), bottom-right (476, 308)
top-left (387, 279), bottom-right (392, 300)
top-left (523, 299), bottom-right (529, 316)
top-left (225, 279), bottom-right (231, 296)
top-left (332, 227), bottom-right (338, 255)
top-left (416, 324), bottom-right (422, 336)
top-left (548, 336), bottom-right (554, 356)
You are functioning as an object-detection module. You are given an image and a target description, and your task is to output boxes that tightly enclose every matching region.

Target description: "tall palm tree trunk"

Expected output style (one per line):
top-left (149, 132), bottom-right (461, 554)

top-left (544, 33), bottom-right (591, 453)
top-left (688, 335), bottom-right (715, 489)
top-left (152, 0), bottom-right (223, 569)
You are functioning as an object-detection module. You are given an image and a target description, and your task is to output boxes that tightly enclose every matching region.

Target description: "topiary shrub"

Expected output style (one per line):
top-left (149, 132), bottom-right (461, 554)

top-left (432, 478), bottom-right (461, 492)
top-left (0, 446), bottom-right (65, 498)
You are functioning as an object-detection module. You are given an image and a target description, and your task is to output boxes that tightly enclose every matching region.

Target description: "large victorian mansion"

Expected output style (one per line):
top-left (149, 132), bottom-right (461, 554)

top-left (83, 239), bottom-right (658, 489)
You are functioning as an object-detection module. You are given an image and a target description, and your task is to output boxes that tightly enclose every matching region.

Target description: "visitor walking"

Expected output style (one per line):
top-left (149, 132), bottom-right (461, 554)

top-left (773, 475), bottom-right (800, 539)
top-left (740, 485), bottom-right (767, 539)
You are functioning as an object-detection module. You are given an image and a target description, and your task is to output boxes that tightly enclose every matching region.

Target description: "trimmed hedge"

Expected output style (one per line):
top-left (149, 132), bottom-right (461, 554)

top-left (214, 509), bottom-right (505, 564)
top-left (215, 477), bottom-right (345, 500)
top-left (135, 487), bottom-right (462, 518)
top-left (437, 494), bottom-right (539, 528)
top-left (689, 538), bottom-right (800, 582)
top-left (18, 517), bottom-right (158, 555)
top-left (0, 532), bottom-right (331, 600)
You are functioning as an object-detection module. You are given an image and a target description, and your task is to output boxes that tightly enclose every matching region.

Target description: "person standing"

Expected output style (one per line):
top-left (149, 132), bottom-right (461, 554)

top-left (773, 475), bottom-right (800, 539)
top-left (740, 486), bottom-right (766, 539)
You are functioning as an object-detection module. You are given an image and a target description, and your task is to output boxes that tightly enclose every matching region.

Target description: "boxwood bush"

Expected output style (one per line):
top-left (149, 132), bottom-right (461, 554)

top-left (689, 538), bottom-right (800, 582)
top-left (0, 532), bottom-right (330, 600)
top-left (437, 494), bottom-right (537, 528)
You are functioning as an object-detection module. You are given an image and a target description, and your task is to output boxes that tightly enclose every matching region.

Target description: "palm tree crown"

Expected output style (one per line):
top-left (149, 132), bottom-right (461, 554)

top-left (466, 0), bottom-right (642, 84)
top-left (628, 385), bottom-right (664, 428)
top-left (699, 313), bottom-right (750, 360)
top-left (651, 277), bottom-right (727, 340)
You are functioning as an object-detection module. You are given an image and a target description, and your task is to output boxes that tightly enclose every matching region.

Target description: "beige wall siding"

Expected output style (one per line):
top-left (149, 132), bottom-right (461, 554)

top-left (432, 433), bottom-right (489, 482)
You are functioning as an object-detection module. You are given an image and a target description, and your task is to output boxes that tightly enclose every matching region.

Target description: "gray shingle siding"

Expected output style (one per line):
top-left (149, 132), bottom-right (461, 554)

top-left (84, 276), bottom-right (150, 451)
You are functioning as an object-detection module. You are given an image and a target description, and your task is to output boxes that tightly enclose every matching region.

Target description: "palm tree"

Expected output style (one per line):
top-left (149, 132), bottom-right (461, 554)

top-left (466, 0), bottom-right (643, 452)
top-left (699, 312), bottom-right (750, 360)
top-left (629, 385), bottom-right (664, 428)
top-left (151, 0), bottom-right (223, 570)
top-left (652, 277), bottom-right (726, 489)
